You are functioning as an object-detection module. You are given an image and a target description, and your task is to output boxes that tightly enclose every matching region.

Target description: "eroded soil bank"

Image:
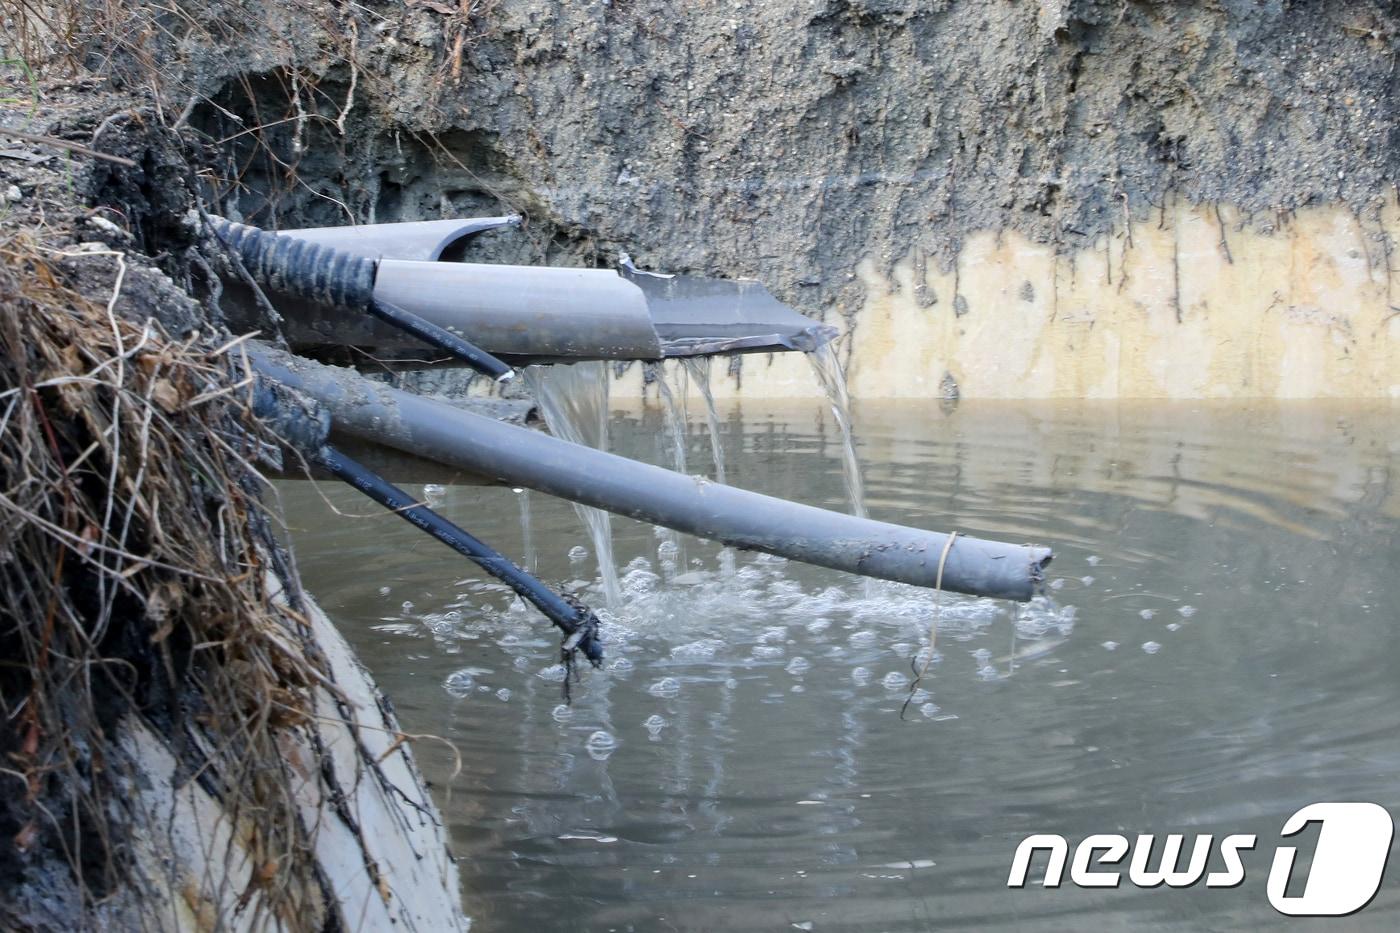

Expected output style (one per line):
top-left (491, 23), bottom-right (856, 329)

top-left (1, 0), bottom-right (1398, 926)
top-left (64, 0), bottom-right (1396, 398)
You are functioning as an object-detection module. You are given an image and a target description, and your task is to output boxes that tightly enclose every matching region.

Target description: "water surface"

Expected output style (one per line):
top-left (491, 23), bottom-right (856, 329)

top-left (278, 401), bottom-right (1400, 931)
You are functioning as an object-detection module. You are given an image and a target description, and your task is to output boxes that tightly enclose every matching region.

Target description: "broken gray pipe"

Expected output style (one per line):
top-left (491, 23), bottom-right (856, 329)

top-left (251, 218), bottom-right (835, 363)
top-left (250, 345), bottom-right (1052, 601)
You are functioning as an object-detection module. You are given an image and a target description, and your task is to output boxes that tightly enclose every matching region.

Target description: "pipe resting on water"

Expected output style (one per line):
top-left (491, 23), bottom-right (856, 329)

top-left (249, 378), bottom-right (604, 664)
top-left (249, 344), bottom-right (1053, 601)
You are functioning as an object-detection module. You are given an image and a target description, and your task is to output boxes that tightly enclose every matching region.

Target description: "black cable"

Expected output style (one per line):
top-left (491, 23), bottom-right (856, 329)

top-left (315, 443), bottom-right (603, 666)
top-left (366, 298), bottom-right (514, 382)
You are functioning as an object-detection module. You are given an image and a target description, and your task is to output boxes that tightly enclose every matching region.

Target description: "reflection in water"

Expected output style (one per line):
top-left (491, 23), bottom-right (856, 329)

top-left (279, 401), bottom-right (1400, 931)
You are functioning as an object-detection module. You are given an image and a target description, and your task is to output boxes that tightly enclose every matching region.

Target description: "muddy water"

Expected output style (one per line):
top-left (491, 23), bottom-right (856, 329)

top-left (278, 402), bottom-right (1400, 931)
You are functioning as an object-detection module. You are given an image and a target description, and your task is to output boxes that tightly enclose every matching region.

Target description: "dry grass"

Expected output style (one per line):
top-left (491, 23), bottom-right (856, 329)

top-left (0, 230), bottom-right (331, 929)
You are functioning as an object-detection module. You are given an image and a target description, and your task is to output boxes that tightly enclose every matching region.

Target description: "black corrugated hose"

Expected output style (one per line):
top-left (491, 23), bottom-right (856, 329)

top-left (209, 216), bottom-right (515, 381)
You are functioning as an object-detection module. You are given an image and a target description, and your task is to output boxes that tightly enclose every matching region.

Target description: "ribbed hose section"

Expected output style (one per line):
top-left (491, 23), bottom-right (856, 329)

top-left (208, 216), bottom-right (377, 311)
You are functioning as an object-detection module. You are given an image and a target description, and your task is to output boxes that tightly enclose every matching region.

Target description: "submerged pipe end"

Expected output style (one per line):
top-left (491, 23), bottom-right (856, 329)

top-left (1027, 545), bottom-right (1054, 596)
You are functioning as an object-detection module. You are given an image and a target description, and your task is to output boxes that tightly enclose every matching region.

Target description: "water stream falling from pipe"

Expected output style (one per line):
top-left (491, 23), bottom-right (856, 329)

top-left (682, 356), bottom-right (727, 484)
top-left (515, 487), bottom-right (536, 574)
top-left (805, 341), bottom-right (867, 520)
top-left (523, 362), bottom-right (622, 605)
top-left (652, 363), bottom-right (689, 477)
top-left (649, 362), bottom-right (690, 574)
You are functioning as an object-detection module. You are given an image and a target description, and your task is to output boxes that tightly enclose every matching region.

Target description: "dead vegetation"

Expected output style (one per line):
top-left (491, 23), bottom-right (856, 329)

top-left (0, 219), bottom-right (333, 929)
top-left (0, 3), bottom-right (510, 923)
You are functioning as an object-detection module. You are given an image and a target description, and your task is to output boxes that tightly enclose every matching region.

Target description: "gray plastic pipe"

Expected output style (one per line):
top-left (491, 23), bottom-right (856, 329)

top-left (285, 216), bottom-right (522, 261)
top-left (282, 219), bottom-right (835, 361)
top-left (270, 260), bottom-right (665, 361)
top-left (250, 345), bottom-right (1052, 600)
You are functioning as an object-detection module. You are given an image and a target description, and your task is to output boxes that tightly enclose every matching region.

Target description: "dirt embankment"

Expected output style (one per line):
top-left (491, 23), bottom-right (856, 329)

top-left (122, 0), bottom-right (1400, 328)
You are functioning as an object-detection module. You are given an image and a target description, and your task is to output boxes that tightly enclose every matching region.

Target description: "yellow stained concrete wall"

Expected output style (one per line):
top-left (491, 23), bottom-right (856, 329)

top-left (610, 195), bottom-right (1400, 401)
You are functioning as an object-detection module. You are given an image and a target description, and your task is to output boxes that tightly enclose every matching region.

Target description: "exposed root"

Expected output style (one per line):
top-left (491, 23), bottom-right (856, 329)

top-left (0, 229), bottom-right (332, 930)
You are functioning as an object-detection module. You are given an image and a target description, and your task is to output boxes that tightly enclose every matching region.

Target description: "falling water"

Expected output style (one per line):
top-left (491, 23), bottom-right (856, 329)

top-left (651, 363), bottom-right (689, 476)
top-left (522, 362), bottom-right (622, 605)
top-left (649, 362), bottom-right (690, 573)
top-left (805, 342), bottom-right (867, 519)
top-left (515, 487), bottom-right (536, 573)
top-left (681, 357), bottom-right (727, 484)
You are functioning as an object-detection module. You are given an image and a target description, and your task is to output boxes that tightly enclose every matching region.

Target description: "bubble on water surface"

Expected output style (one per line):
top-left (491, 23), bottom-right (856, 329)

top-left (496, 688), bottom-right (512, 701)
top-left (881, 671), bottom-right (909, 691)
top-left (785, 656), bottom-right (811, 675)
top-left (1142, 641), bottom-right (1162, 654)
top-left (537, 664), bottom-right (568, 682)
top-left (851, 666), bottom-right (871, 684)
top-left (1086, 555), bottom-right (1101, 566)
top-left (1178, 604), bottom-right (1197, 617)
top-left (443, 670), bottom-right (475, 697)
top-left (1102, 641), bottom-right (1119, 651)
top-left (648, 677), bottom-right (681, 698)
top-left (585, 731), bottom-right (618, 760)
top-left (1139, 608), bottom-right (1156, 620)
top-left (608, 657), bottom-right (635, 674)
top-left (551, 704), bottom-right (573, 722)
top-left (568, 545), bottom-right (589, 562)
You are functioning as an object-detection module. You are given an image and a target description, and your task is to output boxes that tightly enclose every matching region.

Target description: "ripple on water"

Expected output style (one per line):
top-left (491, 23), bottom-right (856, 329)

top-left (276, 401), bottom-right (1400, 932)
